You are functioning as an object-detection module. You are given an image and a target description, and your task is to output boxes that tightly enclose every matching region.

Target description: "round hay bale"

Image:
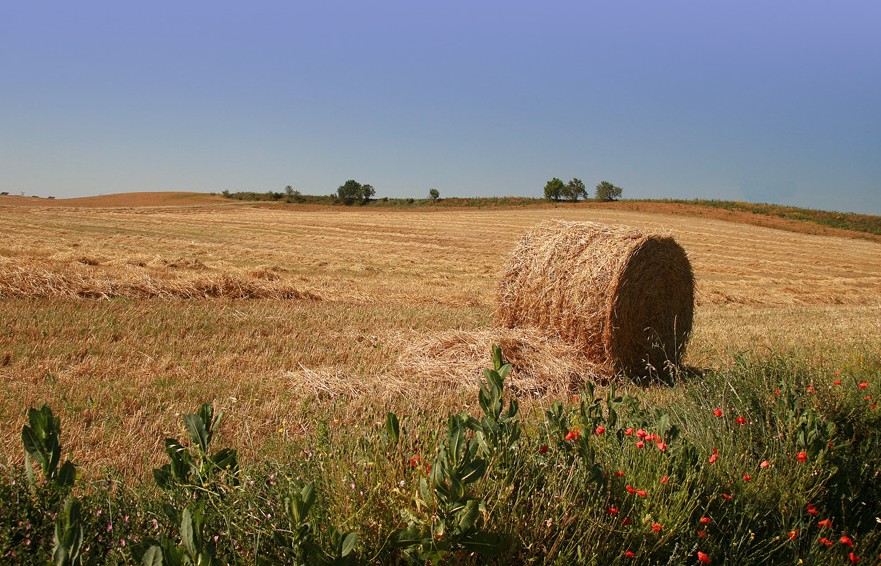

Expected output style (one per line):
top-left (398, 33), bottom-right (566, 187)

top-left (497, 220), bottom-right (694, 377)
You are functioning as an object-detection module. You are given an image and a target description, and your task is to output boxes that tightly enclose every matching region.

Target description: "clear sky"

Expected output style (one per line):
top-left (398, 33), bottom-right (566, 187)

top-left (2, 1), bottom-right (879, 213)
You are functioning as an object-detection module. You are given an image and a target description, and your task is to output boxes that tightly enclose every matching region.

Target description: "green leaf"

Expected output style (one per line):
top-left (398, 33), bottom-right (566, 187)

top-left (457, 499), bottom-right (480, 532)
top-left (141, 545), bottom-right (164, 566)
top-left (394, 527), bottom-right (423, 548)
top-left (57, 461), bottom-right (76, 488)
top-left (460, 531), bottom-right (506, 555)
top-left (180, 507), bottom-right (196, 558)
top-left (385, 412), bottom-right (400, 446)
top-left (185, 413), bottom-right (210, 454)
top-left (339, 531), bottom-right (357, 557)
top-left (21, 424), bottom-right (48, 469)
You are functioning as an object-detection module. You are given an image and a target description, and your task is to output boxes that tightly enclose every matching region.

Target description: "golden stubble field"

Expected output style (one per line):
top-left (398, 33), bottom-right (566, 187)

top-left (2, 199), bottom-right (880, 479)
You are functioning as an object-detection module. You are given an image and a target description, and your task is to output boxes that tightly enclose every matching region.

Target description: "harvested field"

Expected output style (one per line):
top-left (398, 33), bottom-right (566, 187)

top-left (1, 199), bottom-right (880, 479)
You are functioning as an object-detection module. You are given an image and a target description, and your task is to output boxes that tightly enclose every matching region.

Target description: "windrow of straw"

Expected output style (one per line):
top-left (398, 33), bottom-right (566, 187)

top-left (0, 263), bottom-right (320, 300)
top-left (497, 220), bottom-right (694, 378)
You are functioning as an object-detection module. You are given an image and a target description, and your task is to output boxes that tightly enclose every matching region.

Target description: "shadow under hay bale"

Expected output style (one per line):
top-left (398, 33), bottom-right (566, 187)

top-left (497, 220), bottom-right (694, 380)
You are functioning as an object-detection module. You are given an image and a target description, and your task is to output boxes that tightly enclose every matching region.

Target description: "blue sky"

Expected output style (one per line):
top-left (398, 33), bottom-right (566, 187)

top-left (2, 2), bottom-right (879, 213)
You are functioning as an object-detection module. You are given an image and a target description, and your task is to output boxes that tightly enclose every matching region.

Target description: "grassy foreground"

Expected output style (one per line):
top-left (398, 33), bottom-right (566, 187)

top-left (2, 348), bottom-right (880, 564)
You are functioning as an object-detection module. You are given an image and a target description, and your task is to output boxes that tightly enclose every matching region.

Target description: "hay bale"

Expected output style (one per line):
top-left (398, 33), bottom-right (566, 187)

top-left (497, 220), bottom-right (694, 377)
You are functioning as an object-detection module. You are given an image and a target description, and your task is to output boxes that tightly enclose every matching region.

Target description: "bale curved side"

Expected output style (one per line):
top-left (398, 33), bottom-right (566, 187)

top-left (497, 220), bottom-right (694, 377)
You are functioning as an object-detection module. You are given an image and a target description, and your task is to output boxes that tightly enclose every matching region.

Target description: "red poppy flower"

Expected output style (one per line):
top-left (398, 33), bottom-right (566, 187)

top-left (539, 444), bottom-right (549, 454)
top-left (806, 503), bottom-right (818, 515)
top-left (608, 507), bottom-right (619, 515)
top-left (697, 551), bottom-right (711, 564)
top-left (849, 552), bottom-right (861, 563)
top-left (788, 530), bottom-right (798, 541)
top-left (774, 389), bottom-right (780, 396)
top-left (760, 460), bottom-right (770, 469)
top-left (834, 380), bottom-right (842, 386)
top-left (624, 427), bottom-right (633, 436)
top-left (743, 474), bottom-right (751, 481)
top-left (806, 385), bottom-right (815, 393)
top-left (656, 442), bottom-right (667, 451)
top-left (660, 475), bottom-right (669, 484)
top-left (651, 523), bottom-right (662, 532)
top-left (697, 529), bottom-right (707, 538)
top-left (699, 517), bottom-right (711, 525)
top-left (713, 408), bottom-right (723, 417)
top-left (644, 433), bottom-right (656, 442)
top-left (565, 430), bottom-right (580, 441)
top-left (595, 425), bottom-right (606, 435)
top-left (797, 451), bottom-right (807, 463)
top-left (708, 449), bottom-right (719, 464)
top-left (636, 429), bottom-right (648, 439)
top-left (859, 382), bottom-right (868, 389)
top-left (636, 489), bottom-right (647, 497)
top-left (614, 471), bottom-right (624, 477)
top-left (840, 534), bottom-right (854, 547)
top-left (818, 536), bottom-right (833, 546)
top-left (735, 416), bottom-right (747, 424)
top-left (409, 455), bottom-right (421, 467)
top-left (622, 517), bottom-right (632, 526)
top-left (636, 440), bottom-right (645, 449)
top-left (722, 493), bottom-right (732, 500)
top-left (817, 518), bottom-right (831, 528)
top-left (626, 484), bottom-right (636, 494)
top-left (624, 550), bottom-right (635, 558)
top-left (425, 464), bottom-right (431, 474)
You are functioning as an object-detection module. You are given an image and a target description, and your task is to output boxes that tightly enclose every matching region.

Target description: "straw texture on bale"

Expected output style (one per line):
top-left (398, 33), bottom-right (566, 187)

top-left (497, 221), bottom-right (694, 377)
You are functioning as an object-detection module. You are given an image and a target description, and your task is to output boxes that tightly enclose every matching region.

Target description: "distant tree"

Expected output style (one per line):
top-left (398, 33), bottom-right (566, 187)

top-left (284, 185), bottom-right (303, 203)
top-left (337, 180), bottom-right (374, 205)
top-left (429, 188), bottom-right (440, 201)
top-left (595, 181), bottom-right (623, 202)
top-left (544, 178), bottom-right (565, 201)
top-left (562, 178), bottom-right (587, 202)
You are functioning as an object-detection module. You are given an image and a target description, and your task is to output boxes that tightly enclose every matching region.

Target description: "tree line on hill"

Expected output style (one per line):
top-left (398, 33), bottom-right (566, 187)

top-left (543, 178), bottom-right (623, 202)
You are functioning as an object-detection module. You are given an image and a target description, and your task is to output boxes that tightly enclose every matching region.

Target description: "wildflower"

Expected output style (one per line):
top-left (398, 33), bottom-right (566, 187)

top-left (538, 445), bottom-right (549, 454)
top-left (409, 455), bottom-right (421, 467)
top-left (760, 460), bottom-right (771, 469)
top-left (595, 425), bottom-right (606, 435)
top-left (624, 427), bottom-right (634, 436)
top-left (697, 551), bottom-right (711, 564)
top-left (807, 385), bottom-right (816, 393)
top-left (859, 382), bottom-right (868, 389)
top-left (840, 534), bottom-right (854, 547)
top-left (735, 416), bottom-right (747, 424)
top-left (608, 507), bottom-right (619, 515)
top-left (817, 518), bottom-right (831, 528)
top-left (656, 442), bottom-right (667, 451)
top-left (636, 440), bottom-right (645, 448)
top-left (651, 523), bottom-right (663, 532)
top-left (636, 429), bottom-right (648, 439)
top-left (622, 517), bottom-right (632, 526)
top-left (708, 449), bottom-right (719, 464)
top-left (713, 408), bottom-right (723, 417)
top-left (697, 530), bottom-right (707, 538)
top-left (849, 551), bottom-right (861, 563)
top-left (788, 530), bottom-right (798, 541)
top-left (797, 451), bottom-right (808, 463)
top-left (425, 464), bottom-right (431, 474)
top-left (626, 484), bottom-right (636, 494)
top-left (644, 433), bottom-right (656, 442)
top-left (722, 493), bottom-right (732, 500)
top-left (774, 389), bottom-right (780, 396)
top-left (614, 471), bottom-right (625, 477)
top-left (636, 489), bottom-right (647, 497)
top-left (834, 380), bottom-right (842, 386)
top-left (818, 536), bottom-right (833, 546)
top-left (699, 517), bottom-right (712, 525)
top-left (743, 474), bottom-right (751, 481)
top-left (806, 503), bottom-right (818, 515)
top-left (864, 395), bottom-right (872, 401)
top-left (565, 430), bottom-right (581, 441)
top-left (624, 550), bottom-right (635, 558)
top-left (661, 475), bottom-right (669, 484)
